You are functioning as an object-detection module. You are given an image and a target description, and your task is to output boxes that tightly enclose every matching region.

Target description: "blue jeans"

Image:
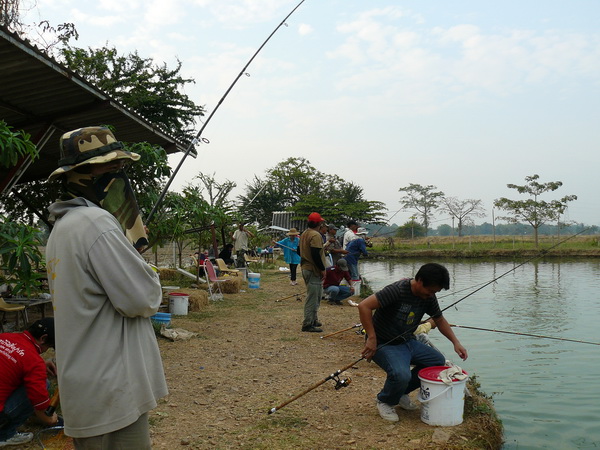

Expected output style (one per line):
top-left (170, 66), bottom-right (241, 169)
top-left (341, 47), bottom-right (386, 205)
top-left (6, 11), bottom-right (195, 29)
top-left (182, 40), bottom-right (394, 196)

top-left (302, 269), bottom-right (322, 328)
top-left (0, 385), bottom-right (33, 441)
top-left (324, 285), bottom-right (352, 303)
top-left (348, 263), bottom-right (359, 280)
top-left (371, 339), bottom-right (445, 406)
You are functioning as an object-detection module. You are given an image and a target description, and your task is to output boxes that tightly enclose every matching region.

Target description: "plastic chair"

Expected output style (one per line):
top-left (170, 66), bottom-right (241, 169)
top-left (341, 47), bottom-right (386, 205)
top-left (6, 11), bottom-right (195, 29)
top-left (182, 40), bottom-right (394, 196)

top-left (0, 298), bottom-right (28, 332)
top-left (215, 258), bottom-right (240, 276)
top-left (203, 260), bottom-right (225, 301)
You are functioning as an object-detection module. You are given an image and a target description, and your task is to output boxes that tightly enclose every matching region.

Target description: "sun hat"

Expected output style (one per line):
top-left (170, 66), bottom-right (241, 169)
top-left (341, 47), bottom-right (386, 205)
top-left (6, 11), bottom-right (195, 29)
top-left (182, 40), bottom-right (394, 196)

top-left (327, 224), bottom-right (338, 231)
top-left (48, 126), bottom-right (140, 181)
top-left (336, 258), bottom-right (349, 271)
top-left (287, 228), bottom-right (300, 236)
top-left (356, 227), bottom-right (369, 235)
top-left (308, 212), bottom-right (324, 223)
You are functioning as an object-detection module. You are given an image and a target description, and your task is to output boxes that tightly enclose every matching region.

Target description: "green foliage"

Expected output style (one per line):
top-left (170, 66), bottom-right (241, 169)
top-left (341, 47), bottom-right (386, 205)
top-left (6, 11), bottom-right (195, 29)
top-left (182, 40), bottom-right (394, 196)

top-left (238, 157), bottom-right (387, 227)
top-left (494, 174), bottom-right (578, 246)
top-left (0, 120), bottom-right (39, 169)
top-left (395, 220), bottom-right (427, 239)
top-left (59, 45), bottom-right (204, 139)
top-left (0, 217), bottom-right (45, 297)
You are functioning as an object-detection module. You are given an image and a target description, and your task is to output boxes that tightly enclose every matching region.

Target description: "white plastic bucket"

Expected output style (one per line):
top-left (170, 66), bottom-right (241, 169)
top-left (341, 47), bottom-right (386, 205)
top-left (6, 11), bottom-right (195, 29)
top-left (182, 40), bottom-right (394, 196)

top-left (417, 366), bottom-right (468, 426)
top-left (168, 292), bottom-right (189, 315)
top-left (248, 272), bottom-right (261, 289)
top-left (351, 279), bottom-right (361, 296)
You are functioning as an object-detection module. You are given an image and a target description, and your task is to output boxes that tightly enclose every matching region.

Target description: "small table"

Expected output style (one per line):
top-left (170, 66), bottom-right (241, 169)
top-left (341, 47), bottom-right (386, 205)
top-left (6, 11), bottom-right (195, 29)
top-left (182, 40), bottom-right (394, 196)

top-left (5, 297), bottom-right (52, 328)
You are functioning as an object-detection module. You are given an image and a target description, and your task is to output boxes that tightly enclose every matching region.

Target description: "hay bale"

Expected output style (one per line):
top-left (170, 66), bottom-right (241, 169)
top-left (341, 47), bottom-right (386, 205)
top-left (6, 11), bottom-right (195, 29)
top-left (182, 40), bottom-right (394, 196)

top-left (158, 268), bottom-right (180, 281)
top-left (219, 277), bottom-right (241, 294)
top-left (188, 290), bottom-right (209, 311)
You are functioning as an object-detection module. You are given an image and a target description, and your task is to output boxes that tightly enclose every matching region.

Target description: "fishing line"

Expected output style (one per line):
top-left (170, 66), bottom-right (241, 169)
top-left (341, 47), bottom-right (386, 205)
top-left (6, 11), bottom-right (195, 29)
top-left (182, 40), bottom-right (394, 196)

top-left (146, 0), bottom-right (308, 224)
top-left (450, 324), bottom-right (600, 346)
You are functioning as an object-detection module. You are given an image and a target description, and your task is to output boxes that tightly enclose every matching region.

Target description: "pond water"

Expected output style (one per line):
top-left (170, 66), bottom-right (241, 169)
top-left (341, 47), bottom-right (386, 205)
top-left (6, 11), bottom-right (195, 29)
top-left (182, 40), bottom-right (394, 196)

top-left (361, 258), bottom-right (600, 449)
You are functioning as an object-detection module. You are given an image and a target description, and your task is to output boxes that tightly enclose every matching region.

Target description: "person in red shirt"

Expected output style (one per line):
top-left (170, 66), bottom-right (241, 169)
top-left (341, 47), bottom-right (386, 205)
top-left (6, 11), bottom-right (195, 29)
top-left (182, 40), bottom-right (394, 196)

top-left (323, 258), bottom-right (355, 305)
top-left (0, 318), bottom-right (60, 446)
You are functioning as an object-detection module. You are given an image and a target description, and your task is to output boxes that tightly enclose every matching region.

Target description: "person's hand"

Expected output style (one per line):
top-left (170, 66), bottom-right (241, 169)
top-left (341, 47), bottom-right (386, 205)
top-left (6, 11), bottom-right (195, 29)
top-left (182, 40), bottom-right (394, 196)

top-left (361, 336), bottom-right (377, 361)
top-left (350, 286), bottom-right (355, 292)
top-left (45, 359), bottom-right (57, 377)
top-left (454, 343), bottom-right (468, 360)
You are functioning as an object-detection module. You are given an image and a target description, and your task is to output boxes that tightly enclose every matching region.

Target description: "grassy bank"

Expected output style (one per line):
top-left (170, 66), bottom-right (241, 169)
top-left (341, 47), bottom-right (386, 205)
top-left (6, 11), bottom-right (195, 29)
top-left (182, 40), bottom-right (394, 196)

top-left (369, 234), bottom-right (600, 258)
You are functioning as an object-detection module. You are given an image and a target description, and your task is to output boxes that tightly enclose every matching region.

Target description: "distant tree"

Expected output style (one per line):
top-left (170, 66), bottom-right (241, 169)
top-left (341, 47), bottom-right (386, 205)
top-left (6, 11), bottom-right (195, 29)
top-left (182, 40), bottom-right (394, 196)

top-left (398, 184), bottom-right (444, 236)
top-left (59, 45), bottom-right (204, 139)
top-left (494, 174), bottom-right (577, 246)
top-left (441, 197), bottom-right (486, 237)
top-left (396, 219), bottom-right (427, 239)
top-left (437, 224), bottom-right (453, 236)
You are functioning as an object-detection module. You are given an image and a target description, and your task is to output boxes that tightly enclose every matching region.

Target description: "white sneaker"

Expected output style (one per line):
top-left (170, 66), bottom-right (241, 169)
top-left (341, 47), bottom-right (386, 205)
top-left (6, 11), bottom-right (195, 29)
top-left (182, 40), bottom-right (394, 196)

top-left (376, 399), bottom-right (399, 422)
top-left (0, 432), bottom-right (34, 447)
top-left (398, 394), bottom-right (419, 410)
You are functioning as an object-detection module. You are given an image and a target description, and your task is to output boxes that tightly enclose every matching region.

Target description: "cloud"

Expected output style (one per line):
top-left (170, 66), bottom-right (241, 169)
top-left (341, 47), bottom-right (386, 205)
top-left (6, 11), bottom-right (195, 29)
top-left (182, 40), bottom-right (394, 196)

top-left (298, 23), bottom-right (313, 36)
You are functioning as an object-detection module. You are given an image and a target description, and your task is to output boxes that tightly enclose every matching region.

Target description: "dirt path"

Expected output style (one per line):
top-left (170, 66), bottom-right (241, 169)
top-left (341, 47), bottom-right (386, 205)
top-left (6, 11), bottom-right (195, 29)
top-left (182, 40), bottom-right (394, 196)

top-left (23, 267), bottom-right (500, 449)
top-left (150, 269), bottom-right (500, 449)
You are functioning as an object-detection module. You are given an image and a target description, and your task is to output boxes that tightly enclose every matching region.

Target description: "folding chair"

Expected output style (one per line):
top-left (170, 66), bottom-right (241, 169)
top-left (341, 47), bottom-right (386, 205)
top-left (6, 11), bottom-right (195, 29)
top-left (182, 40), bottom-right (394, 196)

top-left (203, 260), bottom-right (225, 301)
top-left (215, 258), bottom-right (240, 276)
top-left (0, 297), bottom-right (28, 332)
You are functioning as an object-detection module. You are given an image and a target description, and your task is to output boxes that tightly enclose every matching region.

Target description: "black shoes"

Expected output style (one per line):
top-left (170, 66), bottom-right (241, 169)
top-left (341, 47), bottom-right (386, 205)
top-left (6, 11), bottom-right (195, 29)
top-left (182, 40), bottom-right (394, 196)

top-left (313, 321), bottom-right (322, 327)
top-left (302, 326), bottom-right (323, 333)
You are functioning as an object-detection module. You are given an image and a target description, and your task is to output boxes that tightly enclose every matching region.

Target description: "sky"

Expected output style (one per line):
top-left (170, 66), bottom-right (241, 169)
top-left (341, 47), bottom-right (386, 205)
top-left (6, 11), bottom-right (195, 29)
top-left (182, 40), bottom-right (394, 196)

top-left (21, 0), bottom-right (600, 228)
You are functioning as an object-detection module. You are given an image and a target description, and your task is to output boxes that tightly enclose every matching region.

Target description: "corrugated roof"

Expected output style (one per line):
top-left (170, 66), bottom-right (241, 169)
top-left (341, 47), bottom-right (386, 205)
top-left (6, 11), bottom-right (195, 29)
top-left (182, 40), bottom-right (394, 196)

top-left (0, 25), bottom-right (191, 190)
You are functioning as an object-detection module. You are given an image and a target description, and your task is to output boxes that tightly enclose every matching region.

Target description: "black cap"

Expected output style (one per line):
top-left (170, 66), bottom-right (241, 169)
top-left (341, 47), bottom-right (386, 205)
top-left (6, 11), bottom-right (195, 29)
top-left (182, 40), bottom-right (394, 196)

top-left (28, 318), bottom-right (55, 347)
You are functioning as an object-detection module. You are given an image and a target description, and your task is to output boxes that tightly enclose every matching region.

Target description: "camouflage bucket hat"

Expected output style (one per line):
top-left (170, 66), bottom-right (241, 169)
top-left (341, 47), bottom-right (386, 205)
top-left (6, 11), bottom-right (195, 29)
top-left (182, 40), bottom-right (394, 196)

top-left (48, 126), bottom-right (140, 181)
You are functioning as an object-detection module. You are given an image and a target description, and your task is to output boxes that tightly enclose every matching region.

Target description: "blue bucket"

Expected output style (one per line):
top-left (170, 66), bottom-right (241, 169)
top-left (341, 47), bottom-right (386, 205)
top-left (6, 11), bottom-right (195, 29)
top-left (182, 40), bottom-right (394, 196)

top-left (151, 312), bottom-right (171, 326)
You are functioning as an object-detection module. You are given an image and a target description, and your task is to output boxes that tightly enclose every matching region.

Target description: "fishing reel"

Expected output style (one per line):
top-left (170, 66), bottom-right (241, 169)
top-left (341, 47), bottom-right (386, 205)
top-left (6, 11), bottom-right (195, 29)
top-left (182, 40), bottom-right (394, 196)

top-left (355, 326), bottom-right (366, 335)
top-left (332, 374), bottom-right (352, 390)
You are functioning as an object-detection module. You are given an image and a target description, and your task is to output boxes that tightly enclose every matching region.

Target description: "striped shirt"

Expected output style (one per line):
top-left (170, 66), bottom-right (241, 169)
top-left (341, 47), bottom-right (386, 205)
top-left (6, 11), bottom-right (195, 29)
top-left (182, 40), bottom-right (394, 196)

top-left (373, 278), bottom-right (442, 345)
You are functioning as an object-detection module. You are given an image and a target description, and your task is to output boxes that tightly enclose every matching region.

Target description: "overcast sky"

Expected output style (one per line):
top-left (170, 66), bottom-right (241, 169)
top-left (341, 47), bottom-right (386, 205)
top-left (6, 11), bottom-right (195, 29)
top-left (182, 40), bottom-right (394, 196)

top-left (22, 0), bottom-right (600, 227)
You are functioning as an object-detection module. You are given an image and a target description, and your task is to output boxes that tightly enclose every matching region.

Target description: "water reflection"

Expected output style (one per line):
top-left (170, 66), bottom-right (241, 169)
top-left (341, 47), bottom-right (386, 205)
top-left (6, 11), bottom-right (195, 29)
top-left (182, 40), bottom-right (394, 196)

top-left (361, 258), bottom-right (600, 449)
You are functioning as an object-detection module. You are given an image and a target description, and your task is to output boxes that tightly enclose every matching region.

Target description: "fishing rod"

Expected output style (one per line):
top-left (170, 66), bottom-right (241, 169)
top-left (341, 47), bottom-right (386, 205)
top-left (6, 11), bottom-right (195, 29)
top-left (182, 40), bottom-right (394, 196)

top-left (268, 358), bottom-right (359, 414)
top-left (320, 323), bottom-right (362, 339)
top-left (268, 230), bottom-right (592, 413)
top-left (274, 292), bottom-right (304, 303)
top-left (146, 0), bottom-right (308, 224)
top-left (450, 324), bottom-right (600, 346)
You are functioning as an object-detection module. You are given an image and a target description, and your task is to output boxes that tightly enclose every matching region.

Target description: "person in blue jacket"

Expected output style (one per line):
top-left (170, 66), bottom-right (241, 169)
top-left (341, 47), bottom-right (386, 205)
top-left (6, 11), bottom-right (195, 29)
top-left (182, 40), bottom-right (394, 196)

top-left (345, 230), bottom-right (369, 280)
top-left (273, 228), bottom-right (302, 285)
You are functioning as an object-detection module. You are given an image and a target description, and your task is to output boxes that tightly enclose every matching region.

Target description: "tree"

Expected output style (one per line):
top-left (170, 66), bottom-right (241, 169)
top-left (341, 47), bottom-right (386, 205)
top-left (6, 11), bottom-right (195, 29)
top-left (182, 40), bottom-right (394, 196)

top-left (494, 174), bottom-right (578, 246)
top-left (396, 219), bottom-right (427, 239)
top-left (441, 197), bottom-right (486, 237)
top-left (238, 158), bottom-right (387, 227)
top-left (398, 184), bottom-right (444, 236)
top-left (59, 45), bottom-right (204, 139)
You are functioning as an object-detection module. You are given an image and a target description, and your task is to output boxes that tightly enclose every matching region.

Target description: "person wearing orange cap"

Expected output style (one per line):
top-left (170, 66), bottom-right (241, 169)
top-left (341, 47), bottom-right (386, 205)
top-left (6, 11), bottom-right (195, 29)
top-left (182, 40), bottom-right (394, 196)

top-left (298, 212), bottom-right (327, 332)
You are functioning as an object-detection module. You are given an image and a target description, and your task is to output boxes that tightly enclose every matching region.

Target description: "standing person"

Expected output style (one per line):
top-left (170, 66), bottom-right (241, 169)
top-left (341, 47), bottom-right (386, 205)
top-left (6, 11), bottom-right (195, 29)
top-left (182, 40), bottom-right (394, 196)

top-left (358, 263), bottom-right (468, 422)
top-left (299, 212), bottom-right (327, 332)
top-left (342, 220), bottom-right (359, 249)
top-left (45, 126), bottom-right (168, 447)
top-left (273, 228), bottom-right (301, 285)
top-left (323, 258), bottom-right (355, 305)
top-left (345, 230), bottom-right (369, 280)
top-left (323, 224), bottom-right (348, 266)
top-left (232, 223), bottom-right (254, 268)
top-left (0, 319), bottom-right (60, 446)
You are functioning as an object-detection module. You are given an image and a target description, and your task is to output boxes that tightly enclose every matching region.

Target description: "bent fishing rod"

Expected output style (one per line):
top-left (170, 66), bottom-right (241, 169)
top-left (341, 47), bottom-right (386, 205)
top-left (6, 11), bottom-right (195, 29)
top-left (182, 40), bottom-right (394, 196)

top-left (146, 0), bottom-right (308, 225)
top-left (268, 229), bottom-right (592, 413)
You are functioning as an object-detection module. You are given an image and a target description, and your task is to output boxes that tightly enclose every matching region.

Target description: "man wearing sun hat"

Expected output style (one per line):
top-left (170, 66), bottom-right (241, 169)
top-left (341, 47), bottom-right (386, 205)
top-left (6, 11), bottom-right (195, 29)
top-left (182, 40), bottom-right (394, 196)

top-left (298, 212), bottom-right (327, 332)
top-left (273, 228), bottom-right (301, 285)
top-left (45, 126), bottom-right (167, 446)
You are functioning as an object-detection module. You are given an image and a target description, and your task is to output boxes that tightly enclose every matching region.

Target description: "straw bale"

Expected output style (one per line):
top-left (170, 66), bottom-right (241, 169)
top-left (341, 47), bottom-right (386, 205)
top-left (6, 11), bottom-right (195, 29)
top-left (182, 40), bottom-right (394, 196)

top-left (219, 277), bottom-right (241, 294)
top-left (188, 290), bottom-right (209, 311)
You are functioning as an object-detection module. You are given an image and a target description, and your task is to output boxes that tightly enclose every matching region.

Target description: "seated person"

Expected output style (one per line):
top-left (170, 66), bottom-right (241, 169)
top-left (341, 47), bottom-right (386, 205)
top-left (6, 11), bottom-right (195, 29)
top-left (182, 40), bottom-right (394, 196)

top-left (323, 258), bottom-right (355, 305)
top-left (218, 244), bottom-right (235, 266)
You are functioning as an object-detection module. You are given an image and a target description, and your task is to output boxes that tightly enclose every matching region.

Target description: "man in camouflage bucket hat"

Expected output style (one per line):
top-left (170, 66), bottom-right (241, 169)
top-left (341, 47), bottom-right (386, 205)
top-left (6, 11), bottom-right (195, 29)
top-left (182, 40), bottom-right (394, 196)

top-left (45, 126), bottom-right (167, 447)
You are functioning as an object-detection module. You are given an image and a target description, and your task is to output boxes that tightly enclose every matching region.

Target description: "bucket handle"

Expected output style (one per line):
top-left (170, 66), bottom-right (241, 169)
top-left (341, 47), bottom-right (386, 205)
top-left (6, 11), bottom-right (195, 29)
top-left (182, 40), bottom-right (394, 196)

top-left (417, 384), bottom-right (452, 404)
